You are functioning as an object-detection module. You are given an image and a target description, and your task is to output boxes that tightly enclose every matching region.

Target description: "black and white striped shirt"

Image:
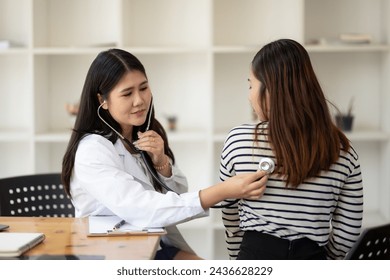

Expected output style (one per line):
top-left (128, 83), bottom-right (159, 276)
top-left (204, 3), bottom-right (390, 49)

top-left (220, 122), bottom-right (363, 260)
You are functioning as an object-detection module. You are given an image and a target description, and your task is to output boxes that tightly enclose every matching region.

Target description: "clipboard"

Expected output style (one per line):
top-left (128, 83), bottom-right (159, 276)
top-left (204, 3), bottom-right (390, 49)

top-left (87, 215), bottom-right (166, 237)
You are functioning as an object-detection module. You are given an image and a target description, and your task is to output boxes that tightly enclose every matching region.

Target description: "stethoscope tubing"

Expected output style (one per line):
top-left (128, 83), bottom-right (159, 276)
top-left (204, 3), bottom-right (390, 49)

top-left (97, 101), bottom-right (273, 208)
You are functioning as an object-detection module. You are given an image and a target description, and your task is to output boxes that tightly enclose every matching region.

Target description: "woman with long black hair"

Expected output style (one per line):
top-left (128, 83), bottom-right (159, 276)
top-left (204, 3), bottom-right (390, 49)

top-left (62, 48), bottom-right (268, 260)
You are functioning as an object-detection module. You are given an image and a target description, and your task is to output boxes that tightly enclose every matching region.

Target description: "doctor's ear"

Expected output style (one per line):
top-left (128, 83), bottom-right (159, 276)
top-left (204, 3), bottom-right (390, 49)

top-left (97, 94), bottom-right (108, 110)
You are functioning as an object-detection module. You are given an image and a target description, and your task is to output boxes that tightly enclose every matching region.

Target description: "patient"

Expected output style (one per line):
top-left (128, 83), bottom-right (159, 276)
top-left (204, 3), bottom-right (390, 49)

top-left (220, 39), bottom-right (363, 260)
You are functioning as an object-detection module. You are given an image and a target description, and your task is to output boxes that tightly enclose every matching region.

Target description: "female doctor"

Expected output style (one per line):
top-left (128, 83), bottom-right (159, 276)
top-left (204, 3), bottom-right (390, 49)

top-left (61, 48), bottom-right (268, 260)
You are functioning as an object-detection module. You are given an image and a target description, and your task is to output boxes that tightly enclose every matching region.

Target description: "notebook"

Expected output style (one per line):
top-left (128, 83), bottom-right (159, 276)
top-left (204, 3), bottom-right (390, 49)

top-left (88, 215), bottom-right (166, 236)
top-left (0, 232), bottom-right (45, 257)
top-left (0, 224), bottom-right (9, 231)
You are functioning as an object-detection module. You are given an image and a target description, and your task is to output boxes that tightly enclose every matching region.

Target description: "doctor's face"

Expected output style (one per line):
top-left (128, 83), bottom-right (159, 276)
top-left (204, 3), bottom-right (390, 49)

top-left (104, 70), bottom-right (152, 138)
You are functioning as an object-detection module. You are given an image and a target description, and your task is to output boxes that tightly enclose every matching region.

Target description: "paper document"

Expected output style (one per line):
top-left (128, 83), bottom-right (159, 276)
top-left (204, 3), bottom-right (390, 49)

top-left (87, 216), bottom-right (165, 236)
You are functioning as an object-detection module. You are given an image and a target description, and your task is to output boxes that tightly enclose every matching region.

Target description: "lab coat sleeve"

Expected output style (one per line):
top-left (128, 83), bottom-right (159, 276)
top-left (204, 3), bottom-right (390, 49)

top-left (158, 161), bottom-right (188, 195)
top-left (72, 136), bottom-right (207, 228)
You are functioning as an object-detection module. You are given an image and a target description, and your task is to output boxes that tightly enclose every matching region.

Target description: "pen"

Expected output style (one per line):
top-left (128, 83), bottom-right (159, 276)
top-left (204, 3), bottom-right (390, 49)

top-left (112, 219), bottom-right (126, 230)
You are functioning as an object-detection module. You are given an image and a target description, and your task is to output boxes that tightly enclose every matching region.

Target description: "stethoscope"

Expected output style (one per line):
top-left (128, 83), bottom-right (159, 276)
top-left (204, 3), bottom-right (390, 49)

top-left (97, 99), bottom-right (275, 208)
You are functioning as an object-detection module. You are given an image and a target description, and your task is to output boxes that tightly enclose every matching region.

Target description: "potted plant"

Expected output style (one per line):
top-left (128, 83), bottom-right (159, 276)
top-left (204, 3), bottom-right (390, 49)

top-left (335, 97), bottom-right (354, 132)
top-left (163, 115), bottom-right (177, 131)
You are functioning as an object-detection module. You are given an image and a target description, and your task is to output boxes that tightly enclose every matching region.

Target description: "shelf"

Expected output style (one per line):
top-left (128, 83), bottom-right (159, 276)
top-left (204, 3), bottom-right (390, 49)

top-left (167, 131), bottom-right (208, 142)
top-left (32, 46), bottom-right (210, 55)
top-left (345, 131), bottom-right (389, 141)
top-left (34, 131), bottom-right (72, 143)
top-left (32, 0), bottom-right (120, 48)
top-left (306, 43), bottom-right (390, 53)
top-left (0, 131), bottom-right (31, 142)
top-left (121, 0), bottom-right (211, 48)
top-left (0, 48), bottom-right (30, 55)
top-left (32, 130), bottom-right (208, 143)
top-left (33, 47), bottom-right (113, 55)
top-left (213, 45), bottom-right (259, 54)
top-left (213, 0), bottom-right (304, 46)
top-left (212, 43), bottom-right (390, 54)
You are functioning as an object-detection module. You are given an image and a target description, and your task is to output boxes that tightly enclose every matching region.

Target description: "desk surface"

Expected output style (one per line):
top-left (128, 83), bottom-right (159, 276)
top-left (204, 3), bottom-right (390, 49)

top-left (0, 217), bottom-right (161, 260)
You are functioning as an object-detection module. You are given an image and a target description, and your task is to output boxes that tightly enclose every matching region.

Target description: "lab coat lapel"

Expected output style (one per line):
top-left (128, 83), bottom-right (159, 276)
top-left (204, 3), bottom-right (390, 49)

top-left (114, 140), bottom-right (153, 188)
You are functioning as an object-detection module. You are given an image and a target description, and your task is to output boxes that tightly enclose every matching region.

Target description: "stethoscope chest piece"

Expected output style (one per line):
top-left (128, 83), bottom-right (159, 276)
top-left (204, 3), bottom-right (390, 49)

top-left (259, 158), bottom-right (275, 174)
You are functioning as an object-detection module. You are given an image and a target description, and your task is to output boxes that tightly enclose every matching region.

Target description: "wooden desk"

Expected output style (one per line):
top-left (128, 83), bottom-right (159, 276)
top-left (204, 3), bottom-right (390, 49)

top-left (0, 216), bottom-right (161, 260)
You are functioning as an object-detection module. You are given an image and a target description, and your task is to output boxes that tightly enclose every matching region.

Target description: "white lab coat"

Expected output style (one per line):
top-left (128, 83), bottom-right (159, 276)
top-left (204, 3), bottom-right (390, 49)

top-left (70, 134), bottom-right (208, 254)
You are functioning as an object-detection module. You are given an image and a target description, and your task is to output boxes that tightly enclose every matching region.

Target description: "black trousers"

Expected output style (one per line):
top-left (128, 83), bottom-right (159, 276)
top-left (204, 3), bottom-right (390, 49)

top-left (237, 231), bottom-right (327, 260)
top-left (154, 241), bottom-right (180, 260)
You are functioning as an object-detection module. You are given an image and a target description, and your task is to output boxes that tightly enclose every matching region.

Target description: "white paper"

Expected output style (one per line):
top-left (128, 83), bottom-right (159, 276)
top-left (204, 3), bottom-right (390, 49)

top-left (88, 216), bottom-right (164, 235)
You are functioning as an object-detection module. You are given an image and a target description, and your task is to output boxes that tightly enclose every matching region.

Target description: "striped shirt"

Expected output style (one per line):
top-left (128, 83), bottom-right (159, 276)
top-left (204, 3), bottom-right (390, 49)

top-left (220, 122), bottom-right (363, 260)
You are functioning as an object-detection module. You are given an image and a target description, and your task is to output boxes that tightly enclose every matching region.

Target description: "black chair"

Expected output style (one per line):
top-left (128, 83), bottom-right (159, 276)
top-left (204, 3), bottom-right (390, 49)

top-left (345, 223), bottom-right (390, 260)
top-left (0, 173), bottom-right (74, 217)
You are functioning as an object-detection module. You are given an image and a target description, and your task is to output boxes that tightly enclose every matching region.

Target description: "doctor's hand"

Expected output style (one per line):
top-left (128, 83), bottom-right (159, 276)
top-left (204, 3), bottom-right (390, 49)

top-left (134, 131), bottom-right (169, 170)
top-left (199, 170), bottom-right (268, 209)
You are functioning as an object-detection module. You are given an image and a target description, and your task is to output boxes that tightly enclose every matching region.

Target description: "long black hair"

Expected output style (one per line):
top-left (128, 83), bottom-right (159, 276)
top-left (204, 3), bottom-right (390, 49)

top-left (62, 49), bottom-right (174, 195)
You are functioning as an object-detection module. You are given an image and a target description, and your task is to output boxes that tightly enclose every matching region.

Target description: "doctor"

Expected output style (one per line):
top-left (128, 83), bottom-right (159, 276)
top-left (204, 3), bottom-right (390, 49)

top-left (61, 48), bottom-right (268, 260)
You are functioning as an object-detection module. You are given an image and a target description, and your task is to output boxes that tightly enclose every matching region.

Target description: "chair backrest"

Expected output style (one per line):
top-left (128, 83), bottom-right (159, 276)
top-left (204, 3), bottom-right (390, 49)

top-left (345, 223), bottom-right (390, 260)
top-left (0, 173), bottom-right (74, 217)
